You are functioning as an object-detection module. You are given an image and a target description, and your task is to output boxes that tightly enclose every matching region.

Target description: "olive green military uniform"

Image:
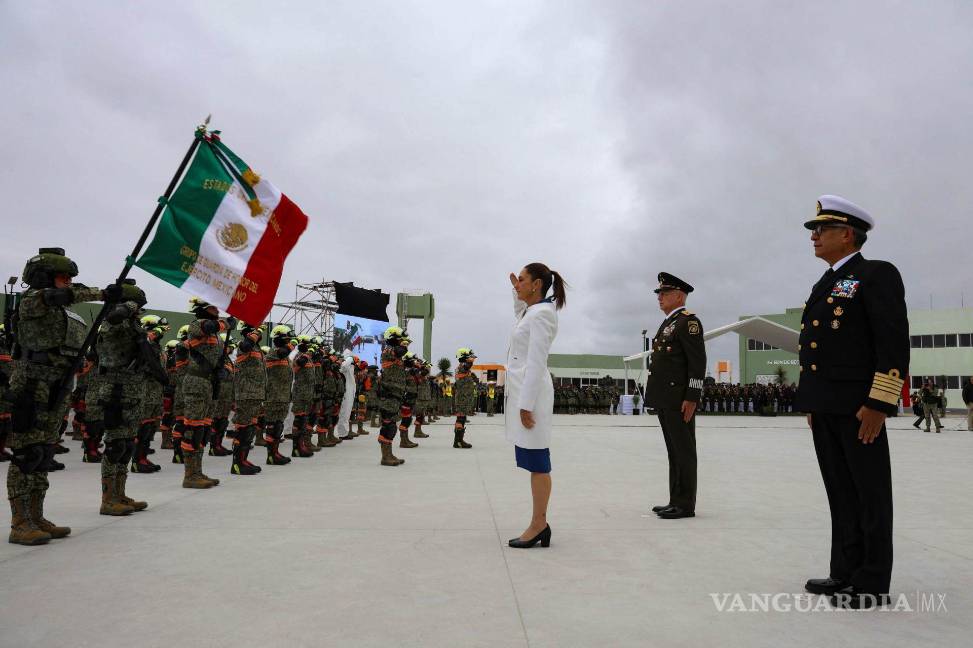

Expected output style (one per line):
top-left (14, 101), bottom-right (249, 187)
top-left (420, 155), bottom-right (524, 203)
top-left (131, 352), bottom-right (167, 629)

top-left (645, 306), bottom-right (706, 514)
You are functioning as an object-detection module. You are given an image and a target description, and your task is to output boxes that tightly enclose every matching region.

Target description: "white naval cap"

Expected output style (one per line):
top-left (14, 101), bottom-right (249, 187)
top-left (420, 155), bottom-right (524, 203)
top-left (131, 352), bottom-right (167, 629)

top-left (804, 194), bottom-right (874, 232)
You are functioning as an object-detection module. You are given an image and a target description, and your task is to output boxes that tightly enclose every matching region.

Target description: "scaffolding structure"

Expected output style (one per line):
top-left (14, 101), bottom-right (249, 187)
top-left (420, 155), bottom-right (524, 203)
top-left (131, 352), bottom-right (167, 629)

top-left (272, 280), bottom-right (338, 344)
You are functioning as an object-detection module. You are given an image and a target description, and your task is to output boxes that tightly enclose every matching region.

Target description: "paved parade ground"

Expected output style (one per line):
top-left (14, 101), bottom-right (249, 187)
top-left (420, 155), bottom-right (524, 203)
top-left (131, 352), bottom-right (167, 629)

top-left (1, 414), bottom-right (970, 647)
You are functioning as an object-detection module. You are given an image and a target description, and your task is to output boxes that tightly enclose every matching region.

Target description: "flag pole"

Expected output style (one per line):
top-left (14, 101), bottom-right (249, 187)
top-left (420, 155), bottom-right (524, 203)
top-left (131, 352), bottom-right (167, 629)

top-left (51, 118), bottom-right (210, 411)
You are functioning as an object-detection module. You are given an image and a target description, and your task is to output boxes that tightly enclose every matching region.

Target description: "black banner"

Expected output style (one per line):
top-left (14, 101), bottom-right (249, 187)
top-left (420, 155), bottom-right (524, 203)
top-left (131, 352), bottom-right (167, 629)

top-left (334, 282), bottom-right (390, 322)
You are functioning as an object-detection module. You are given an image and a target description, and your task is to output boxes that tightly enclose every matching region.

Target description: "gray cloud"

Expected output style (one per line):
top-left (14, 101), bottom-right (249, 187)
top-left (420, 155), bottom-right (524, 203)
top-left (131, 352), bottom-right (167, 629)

top-left (2, 1), bottom-right (969, 375)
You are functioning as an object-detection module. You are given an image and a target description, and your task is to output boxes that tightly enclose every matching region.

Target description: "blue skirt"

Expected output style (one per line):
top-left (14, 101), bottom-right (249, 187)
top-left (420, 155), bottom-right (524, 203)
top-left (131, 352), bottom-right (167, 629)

top-left (515, 446), bottom-right (551, 474)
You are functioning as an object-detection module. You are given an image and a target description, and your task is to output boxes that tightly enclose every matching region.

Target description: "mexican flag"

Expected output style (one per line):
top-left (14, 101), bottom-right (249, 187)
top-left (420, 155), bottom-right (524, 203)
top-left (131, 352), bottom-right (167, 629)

top-left (136, 133), bottom-right (308, 324)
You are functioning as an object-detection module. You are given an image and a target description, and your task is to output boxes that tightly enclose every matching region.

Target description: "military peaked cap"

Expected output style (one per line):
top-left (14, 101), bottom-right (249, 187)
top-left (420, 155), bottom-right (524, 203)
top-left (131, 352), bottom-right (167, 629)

top-left (805, 194), bottom-right (874, 232)
top-left (654, 272), bottom-right (694, 294)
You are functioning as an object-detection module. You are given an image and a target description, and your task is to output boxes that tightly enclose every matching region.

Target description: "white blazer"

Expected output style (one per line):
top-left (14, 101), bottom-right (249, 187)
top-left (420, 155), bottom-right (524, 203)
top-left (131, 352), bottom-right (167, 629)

top-left (504, 288), bottom-right (558, 449)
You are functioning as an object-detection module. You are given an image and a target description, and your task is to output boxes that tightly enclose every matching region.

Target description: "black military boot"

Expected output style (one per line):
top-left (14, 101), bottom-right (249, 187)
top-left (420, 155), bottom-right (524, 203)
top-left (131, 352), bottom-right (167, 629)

top-left (208, 420), bottom-right (232, 456)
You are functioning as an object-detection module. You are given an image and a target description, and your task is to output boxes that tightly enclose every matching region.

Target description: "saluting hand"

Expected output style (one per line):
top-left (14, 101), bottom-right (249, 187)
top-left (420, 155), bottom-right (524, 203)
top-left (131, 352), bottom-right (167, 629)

top-left (520, 409), bottom-right (535, 429)
top-left (856, 405), bottom-right (886, 444)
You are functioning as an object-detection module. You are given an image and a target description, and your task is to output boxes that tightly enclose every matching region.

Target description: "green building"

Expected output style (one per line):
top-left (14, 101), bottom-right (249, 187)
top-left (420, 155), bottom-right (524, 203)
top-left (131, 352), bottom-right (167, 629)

top-left (739, 307), bottom-right (973, 408)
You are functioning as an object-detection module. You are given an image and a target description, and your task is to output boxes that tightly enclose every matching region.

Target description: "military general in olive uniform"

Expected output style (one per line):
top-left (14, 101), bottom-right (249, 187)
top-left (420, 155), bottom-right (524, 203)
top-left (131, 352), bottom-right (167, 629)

top-left (796, 195), bottom-right (909, 610)
top-left (645, 272), bottom-right (706, 520)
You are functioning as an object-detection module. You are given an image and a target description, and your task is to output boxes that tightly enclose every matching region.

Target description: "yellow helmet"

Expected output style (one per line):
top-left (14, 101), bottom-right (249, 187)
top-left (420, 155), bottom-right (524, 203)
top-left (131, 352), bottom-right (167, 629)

top-left (165, 340), bottom-right (179, 350)
top-left (270, 324), bottom-right (293, 339)
top-left (383, 325), bottom-right (405, 341)
top-left (456, 347), bottom-right (476, 362)
top-left (260, 345), bottom-right (271, 354)
top-left (177, 325), bottom-right (190, 341)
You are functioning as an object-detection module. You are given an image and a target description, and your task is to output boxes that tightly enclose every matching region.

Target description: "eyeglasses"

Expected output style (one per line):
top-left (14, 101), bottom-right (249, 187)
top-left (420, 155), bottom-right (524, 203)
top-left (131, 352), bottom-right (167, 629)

top-left (811, 224), bottom-right (849, 236)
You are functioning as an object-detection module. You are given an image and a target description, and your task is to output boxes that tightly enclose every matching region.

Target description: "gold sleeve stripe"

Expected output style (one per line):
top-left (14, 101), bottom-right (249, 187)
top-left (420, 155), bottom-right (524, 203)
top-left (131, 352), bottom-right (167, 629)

top-left (872, 372), bottom-right (904, 388)
top-left (869, 372), bottom-right (903, 405)
top-left (872, 377), bottom-right (903, 390)
top-left (869, 387), bottom-right (900, 405)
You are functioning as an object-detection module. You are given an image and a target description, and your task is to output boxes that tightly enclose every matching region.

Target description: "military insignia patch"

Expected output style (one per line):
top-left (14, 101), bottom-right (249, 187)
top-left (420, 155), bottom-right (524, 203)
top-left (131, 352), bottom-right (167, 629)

top-left (830, 279), bottom-right (860, 299)
top-left (833, 306), bottom-right (844, 316)
top-left (831, 320), bottom-right (840, 329)
top-left (688, 321), bottom-right (700, 335)
top-left (663, 324), bottom-right (676, 338)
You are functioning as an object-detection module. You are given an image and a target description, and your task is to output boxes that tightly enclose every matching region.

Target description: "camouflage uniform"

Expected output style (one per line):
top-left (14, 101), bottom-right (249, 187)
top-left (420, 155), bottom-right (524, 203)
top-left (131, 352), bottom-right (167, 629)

top-left (289, 346), bottom-right (316, 457)
top-left (353, 362), bottom-right (369, 435)
top-left (167, 342), bottom-right (190, 462)
top-left (365, 366), bottom-right (380, 428)
top-left (231, 330), bottom-right (266, 474)
top-left (177, 317), bottom-right (225, 488)
top-left (6, 258), bottom-right (104, 544)
top-left (413, 368), bottom-right (432, 437)
top-left (453, 359), bottom-right (478, 448)
top-left (93, 299), bottom-right (150, 514)
top-left (485, 383), bottom-right (496, 416)
top-left (377, 340), bottom-right (408, 465)
top-left (208, 354), bottom-right (234, 457)
top-left (262, 344), bottom-right (292, 465)
top-left (0, 332), bottom-right (14, 462)
top-left (316, 355), bottom-right (341, 447)
top-left (130, 328), bottom-right (166, 473)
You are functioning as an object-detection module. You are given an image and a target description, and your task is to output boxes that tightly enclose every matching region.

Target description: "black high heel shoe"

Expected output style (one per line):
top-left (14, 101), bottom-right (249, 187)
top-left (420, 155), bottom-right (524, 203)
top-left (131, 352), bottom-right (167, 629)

top-left (508, 524), bottom-right (551, 549)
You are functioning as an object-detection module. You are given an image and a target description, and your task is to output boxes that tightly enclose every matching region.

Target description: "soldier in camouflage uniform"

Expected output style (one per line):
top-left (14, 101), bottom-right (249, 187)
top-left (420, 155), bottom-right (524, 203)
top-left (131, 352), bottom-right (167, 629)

top-left (376, 326), bottom-right (409, 466)
top-left (177, 298), bottom-right (229, 489)
top-left (353, 360), bottom-right (368, 435)
top-left (93, 280), bottom-right (155, 515)
top-left (412, 360), bottom-right (433, 438)
top-left (395, 351), bottom-right (421, 449)
top-left (68, 358), bottom-right (90, 441)
top-left (261, 326), bottom-right (293, 466)
top-left (168, 325), bottom-right (191, 464)
top-left (289, 335), bottom-right (317, 458)
top-left (230, 322), bottom-right (266, 475)
top-left (0, 324), bottom-right (14, 462)
top-left (452, 348), bottom-right (478, 449)
top-left (129, 314), bottom-right (169, 473)
top-left (207, 333), bottom-right (235, 458)
top-left (81, 347), bottom-right (106, 463)
top-left (315, 349), bottom-right (341, 447)
top-left (7, 248), bottom-right (112, 545)
top-left (159, 340), bottom-right (179, 450)
top-left (365, 365), bottom-right (380, 428)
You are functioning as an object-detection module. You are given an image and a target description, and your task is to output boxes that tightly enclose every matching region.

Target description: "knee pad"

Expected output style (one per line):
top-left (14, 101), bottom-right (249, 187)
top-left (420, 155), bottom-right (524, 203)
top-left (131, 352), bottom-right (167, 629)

top-left (398, 417), bottom-right (413, 430)
top-left (105, 438), bottom-right (129, 464)
top-left (11, 443), bottom-right (47, 474)
top-left (122, 438), bottom-right (136, 464)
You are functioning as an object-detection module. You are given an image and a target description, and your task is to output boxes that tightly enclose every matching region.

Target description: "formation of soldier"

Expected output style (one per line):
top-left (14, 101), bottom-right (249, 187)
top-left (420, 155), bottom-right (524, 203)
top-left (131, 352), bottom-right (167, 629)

top-left (553, 384), bottom-right (621, 415)
top-left (698, 382), bottom-right (797, 414)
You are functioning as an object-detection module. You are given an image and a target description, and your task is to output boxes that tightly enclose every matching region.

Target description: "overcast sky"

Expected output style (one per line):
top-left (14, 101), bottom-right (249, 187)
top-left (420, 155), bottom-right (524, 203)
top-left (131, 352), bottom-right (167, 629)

top-left (2, 1), bottom-right (971, 377)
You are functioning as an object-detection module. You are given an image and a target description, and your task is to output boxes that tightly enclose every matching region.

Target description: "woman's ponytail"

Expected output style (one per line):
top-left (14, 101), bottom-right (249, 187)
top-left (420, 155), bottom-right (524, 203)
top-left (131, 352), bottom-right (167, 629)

top-left (550, 270), bottom-right (567, 310)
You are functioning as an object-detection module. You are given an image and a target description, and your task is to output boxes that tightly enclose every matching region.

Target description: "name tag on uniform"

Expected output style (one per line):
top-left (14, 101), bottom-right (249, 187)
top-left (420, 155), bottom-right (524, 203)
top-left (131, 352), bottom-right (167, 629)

top-left (831, 279), bottom-right (860, 299)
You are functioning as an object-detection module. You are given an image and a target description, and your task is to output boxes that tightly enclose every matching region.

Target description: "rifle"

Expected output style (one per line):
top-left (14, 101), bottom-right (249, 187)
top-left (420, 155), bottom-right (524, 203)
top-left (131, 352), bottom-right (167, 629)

top-left (3, 277), bottom-right (18, 356)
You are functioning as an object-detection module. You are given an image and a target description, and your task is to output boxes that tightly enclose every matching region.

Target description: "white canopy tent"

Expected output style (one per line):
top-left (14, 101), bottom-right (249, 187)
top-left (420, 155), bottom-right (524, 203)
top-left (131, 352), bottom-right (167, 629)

top-left (622, 316), bottom-right (800, 394)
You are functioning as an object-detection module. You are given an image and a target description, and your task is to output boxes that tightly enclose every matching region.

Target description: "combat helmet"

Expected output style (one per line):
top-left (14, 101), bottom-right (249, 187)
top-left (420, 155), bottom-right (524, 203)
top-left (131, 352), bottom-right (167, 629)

top-left (22, 247), bottom-right (78, 288)
top-left (456, 347), bottom-right (477, 362)
top-left (140, 314), bottom-right (169, 330)
top-left (188, 296), bottom-right (218, 318)
top-left (119, 279), bottom-right (147, 307)
top-left (270, 324), bottom-right (294, 347)
top-left (176, 324), bottom-right (191, 341)
top-left (383, 326), bottom-right (407, 344)
top-left (165, 340), bottom-right (180, 351)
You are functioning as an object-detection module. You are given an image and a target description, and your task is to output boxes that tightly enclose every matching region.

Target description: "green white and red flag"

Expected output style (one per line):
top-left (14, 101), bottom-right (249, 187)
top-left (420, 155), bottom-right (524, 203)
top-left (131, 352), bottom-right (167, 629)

top-left (136, 132), bottom-right (308, 324)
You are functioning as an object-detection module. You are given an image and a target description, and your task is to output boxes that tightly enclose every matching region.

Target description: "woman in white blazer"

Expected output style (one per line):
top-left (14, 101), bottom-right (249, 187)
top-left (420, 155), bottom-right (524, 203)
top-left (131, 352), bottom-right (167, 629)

top-left (505, 263), bottom-right (566, 549)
